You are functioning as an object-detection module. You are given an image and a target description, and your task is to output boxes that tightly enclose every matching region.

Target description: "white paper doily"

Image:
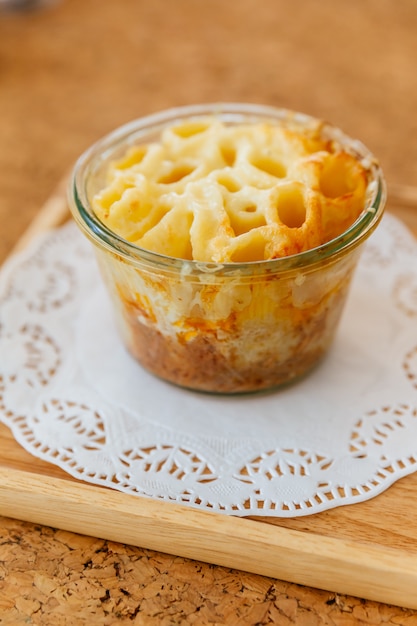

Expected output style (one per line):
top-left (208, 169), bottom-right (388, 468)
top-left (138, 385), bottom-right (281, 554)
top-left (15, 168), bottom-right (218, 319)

top-left (1, 213), bottom-right (417, 517)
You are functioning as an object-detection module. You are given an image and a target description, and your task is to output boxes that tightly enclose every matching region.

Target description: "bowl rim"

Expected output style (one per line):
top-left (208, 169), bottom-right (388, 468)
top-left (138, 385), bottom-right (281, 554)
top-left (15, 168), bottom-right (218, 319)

top-left (68, 102), bottom-right (386, 276)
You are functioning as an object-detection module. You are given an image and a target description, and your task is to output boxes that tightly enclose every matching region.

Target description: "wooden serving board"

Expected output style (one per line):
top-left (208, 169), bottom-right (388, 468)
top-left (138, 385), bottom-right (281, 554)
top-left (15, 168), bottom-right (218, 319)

top-left (1, 182), bottom-right (417, 609)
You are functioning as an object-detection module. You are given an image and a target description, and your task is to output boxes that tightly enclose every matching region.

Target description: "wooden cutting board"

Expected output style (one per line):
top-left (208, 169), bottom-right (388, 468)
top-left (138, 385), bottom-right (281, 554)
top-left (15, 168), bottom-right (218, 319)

top-left (1, 181), bottom-right (417, 610)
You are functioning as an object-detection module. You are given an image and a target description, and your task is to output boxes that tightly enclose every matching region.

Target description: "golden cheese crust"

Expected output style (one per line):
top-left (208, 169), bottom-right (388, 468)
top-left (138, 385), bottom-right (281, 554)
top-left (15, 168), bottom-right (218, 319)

top-left (93, 118), bottom-right (369, 263)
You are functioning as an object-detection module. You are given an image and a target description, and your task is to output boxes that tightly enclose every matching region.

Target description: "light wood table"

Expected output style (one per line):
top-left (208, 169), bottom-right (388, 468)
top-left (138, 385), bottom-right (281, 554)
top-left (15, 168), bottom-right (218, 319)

top-left (1, 1), bottom-right (417, 623)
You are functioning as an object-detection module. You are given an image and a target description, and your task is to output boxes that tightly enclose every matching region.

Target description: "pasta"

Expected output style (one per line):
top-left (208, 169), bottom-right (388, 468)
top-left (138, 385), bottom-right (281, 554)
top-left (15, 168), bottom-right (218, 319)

top-left (93, 118), bottom-right (369, 263)
top-left (79, 110), bottom-right (383, 393)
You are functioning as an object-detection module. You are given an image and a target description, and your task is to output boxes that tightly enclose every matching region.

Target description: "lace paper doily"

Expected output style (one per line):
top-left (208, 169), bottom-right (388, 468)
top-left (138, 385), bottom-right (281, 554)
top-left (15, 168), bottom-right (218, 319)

top-left (1, 214), bottom-right (417, 517)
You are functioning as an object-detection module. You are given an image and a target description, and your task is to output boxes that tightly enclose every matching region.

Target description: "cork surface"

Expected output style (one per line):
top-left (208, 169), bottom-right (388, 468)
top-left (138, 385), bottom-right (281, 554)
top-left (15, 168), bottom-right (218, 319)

top-left (1, 0), bottom-right (417, 622)
top-left (2, 516), bottom-right (417, 626)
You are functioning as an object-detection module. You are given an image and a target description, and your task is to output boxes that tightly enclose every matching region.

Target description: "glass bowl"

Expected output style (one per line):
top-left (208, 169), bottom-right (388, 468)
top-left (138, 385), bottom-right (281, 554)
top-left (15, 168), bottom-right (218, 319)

top-left (68, 103), bottom-right (386, 393)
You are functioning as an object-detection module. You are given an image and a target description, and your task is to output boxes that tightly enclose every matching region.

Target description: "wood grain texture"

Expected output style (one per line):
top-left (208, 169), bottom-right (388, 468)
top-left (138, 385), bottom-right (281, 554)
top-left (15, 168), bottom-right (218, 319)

top-left (2, 517), bottom-right (416, 626)
top-left (9, 175), bottom-right (70, 256)
top-left (2, 465), bottom-right (417, 610)
top-left (2, 0), bottom-right (417, 621)
top-left (1, 188), bottom-right (417, 618)
top-left (1, 0), bottom-right (417, 266)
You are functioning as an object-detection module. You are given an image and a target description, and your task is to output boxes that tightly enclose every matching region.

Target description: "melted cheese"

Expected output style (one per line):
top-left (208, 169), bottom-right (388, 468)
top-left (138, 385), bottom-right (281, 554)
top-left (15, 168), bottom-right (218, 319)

top-left (93, 119), bottom-right (368, 262)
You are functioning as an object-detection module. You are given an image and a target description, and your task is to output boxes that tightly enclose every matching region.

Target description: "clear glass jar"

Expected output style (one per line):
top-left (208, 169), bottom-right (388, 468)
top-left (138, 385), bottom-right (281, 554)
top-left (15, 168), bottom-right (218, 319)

top-left (68, 103), bottom-right (386, 393)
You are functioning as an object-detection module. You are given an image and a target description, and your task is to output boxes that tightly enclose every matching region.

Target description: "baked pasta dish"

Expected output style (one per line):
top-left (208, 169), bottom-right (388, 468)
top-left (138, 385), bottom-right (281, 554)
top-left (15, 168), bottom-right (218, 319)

top-left (74, 107), bottom-right (383, 393)
top-left (93, 119), bottom-right (368, 263)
